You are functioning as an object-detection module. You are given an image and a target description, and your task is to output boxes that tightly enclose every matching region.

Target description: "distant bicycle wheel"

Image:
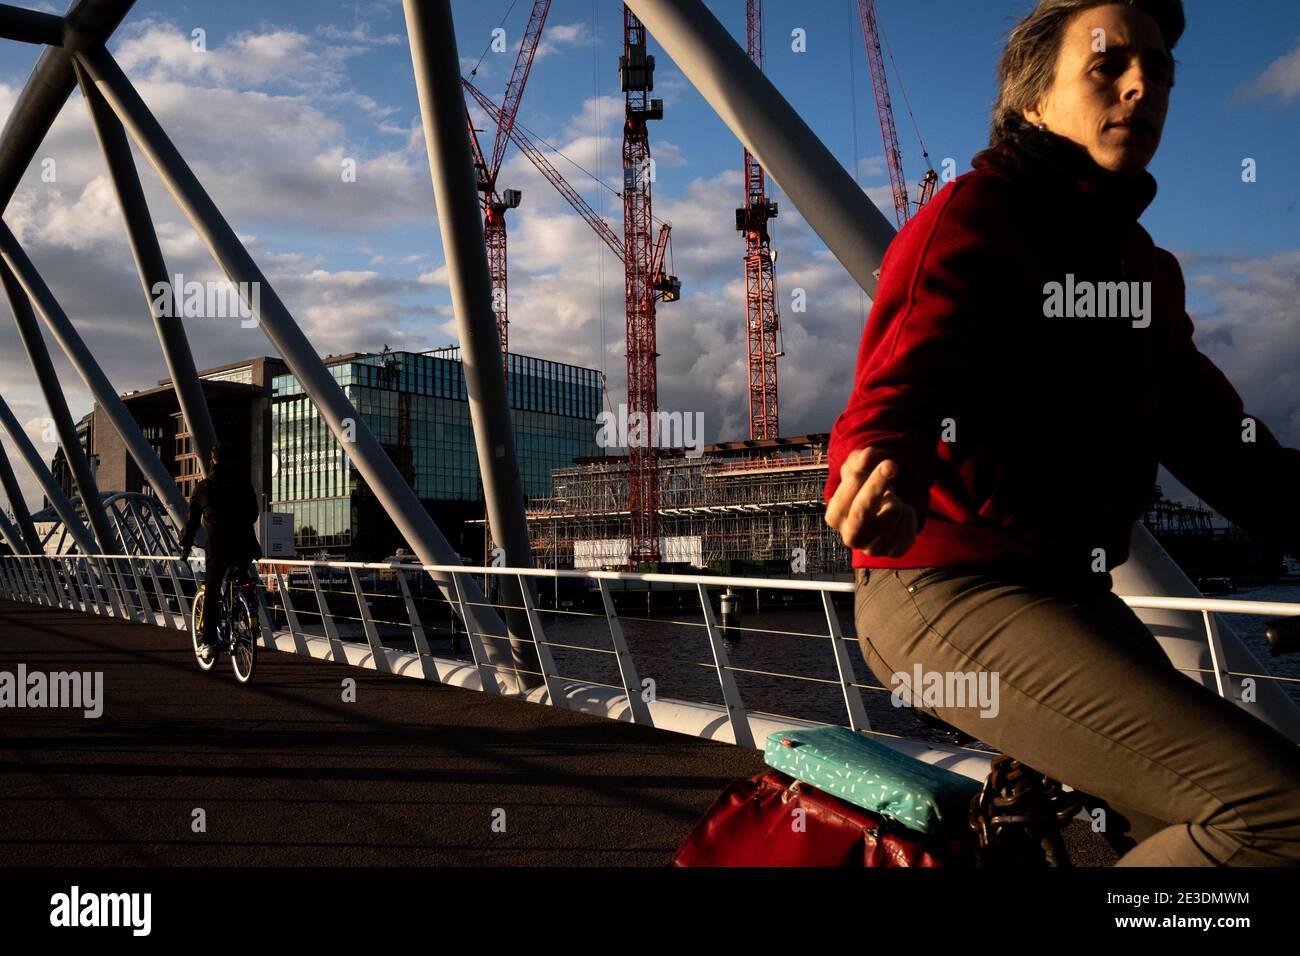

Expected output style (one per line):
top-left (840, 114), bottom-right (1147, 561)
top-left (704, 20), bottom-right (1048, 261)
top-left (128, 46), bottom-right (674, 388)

top-left (191, 588), bottom-right (217, 671)
top-left (230, 590), bottom-right (258, 683)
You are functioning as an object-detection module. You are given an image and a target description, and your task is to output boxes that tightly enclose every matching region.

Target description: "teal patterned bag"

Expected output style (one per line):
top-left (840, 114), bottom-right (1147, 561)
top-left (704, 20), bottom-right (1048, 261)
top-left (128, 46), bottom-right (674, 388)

top-left (763, 726), bottom-right (981, 834)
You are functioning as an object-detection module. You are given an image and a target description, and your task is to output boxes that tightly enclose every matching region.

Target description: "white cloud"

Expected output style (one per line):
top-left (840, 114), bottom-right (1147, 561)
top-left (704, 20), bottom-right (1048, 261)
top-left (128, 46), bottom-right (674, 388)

top-left (1186, 249), bottom-right (1300, 448)
top-left (114, 22), bottom-right (356, 93)
top-left (534, 22), bottom-right (588, 61)
top-left (1237, 38), bottom-right (1300, 104)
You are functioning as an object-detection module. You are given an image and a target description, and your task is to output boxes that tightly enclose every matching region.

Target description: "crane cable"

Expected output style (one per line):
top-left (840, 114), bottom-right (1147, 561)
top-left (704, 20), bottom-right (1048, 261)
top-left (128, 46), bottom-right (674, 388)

top-left (469, 0), bottom-right (523, 79)
top-left (592, 0), bottom-right (613, 418)
top-left (847, 0), bottom-right (868, 323)
top-left (879, 15), bottom-right (934, 174)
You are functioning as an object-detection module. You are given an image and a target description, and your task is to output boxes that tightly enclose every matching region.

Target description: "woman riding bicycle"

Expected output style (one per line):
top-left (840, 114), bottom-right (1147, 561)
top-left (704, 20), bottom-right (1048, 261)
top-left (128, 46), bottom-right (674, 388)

top-left (825, 0), bottom-right (1300, 865)
top-left (179, 441), bottom-right (262, 660)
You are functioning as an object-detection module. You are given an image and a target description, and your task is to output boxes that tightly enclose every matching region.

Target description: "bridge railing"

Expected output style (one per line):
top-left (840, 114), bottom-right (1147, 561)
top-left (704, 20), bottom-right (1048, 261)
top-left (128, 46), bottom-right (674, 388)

top-left (2, 553), bottom-right (1297, 767)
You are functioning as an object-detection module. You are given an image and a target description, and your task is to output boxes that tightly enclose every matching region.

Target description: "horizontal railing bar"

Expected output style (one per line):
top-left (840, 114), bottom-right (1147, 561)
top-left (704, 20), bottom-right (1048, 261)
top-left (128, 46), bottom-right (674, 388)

top-left (12, 554), bottom-right (1300, 621)
top-left (11, 554), bottom-right (1300, 618)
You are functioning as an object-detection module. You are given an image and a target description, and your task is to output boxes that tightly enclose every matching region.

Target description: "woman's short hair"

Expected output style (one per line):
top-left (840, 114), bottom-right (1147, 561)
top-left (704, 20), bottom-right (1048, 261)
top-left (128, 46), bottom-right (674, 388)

top-left (990, 0), bottom-right (1185, 144)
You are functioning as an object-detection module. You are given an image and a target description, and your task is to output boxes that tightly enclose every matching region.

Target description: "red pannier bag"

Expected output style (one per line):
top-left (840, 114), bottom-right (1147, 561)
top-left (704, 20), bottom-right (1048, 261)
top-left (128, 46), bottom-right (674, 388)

top-left (672, 770), bottom-right (974, 867)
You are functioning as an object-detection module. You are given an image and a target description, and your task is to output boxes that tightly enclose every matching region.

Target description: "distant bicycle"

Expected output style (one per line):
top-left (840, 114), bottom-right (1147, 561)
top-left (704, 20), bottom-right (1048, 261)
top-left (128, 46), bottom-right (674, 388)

top-left (190, 564), bottom-right (259, 683)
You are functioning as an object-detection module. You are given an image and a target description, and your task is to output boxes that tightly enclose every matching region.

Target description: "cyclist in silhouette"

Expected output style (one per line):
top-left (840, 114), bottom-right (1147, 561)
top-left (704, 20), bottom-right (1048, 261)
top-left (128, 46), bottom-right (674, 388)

top-left (179, 442), bottom-right (261, 659)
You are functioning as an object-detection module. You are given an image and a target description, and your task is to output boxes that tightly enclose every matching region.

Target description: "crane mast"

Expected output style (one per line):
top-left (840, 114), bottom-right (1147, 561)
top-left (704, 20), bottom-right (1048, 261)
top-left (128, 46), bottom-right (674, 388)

top-left (737, 0), bottom-right (781, 440)
top-left (465, 0), bottom-right (552, 380)
top-left (621, 5), bottom-right (664, 567)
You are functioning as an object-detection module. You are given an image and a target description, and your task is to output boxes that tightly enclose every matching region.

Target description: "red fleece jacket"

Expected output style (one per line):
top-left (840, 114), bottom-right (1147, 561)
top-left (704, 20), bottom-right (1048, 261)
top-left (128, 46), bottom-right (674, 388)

top-left (825, 131), bottom-right (1300, 576)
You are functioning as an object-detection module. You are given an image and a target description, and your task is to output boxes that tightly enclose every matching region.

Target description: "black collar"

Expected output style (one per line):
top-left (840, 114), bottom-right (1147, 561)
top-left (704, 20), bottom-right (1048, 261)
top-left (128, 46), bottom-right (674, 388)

top-left (972, 116), bottom-right (1158, 225)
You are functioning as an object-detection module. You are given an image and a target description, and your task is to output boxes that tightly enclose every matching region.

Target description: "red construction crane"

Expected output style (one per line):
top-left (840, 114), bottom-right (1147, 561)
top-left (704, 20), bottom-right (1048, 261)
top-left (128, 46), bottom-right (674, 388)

top-left (464, 77), bottom-right (679, 571)
top-left (737, 0), bottom-right (781, 441)
top-left (464, 0), bottom-right (552, 377)
top-left (464, 80), bottom-right (677, 287)
top-left (621, 5), bottom-right (666, 568)
top-left (856, 0), bottom-right (937, 228)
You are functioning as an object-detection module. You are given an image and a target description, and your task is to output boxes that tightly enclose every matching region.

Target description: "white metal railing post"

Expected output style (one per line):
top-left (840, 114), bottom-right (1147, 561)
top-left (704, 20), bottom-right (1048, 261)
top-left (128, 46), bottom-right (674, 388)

top-left (347, 567), bottom-right (390, 674)
top-left (4, 556), bottom-right (21, 600)
top-left (81, 556), bottom-right (107, 616)
top-left (144, 558), bottom-right (176, 628)
top-left (451, 570), bottom-right (500, 695)
top-left (696, 583), bottom-right (755, 748)
top-left (307, 564), bottom-right (346, 664)
top-left (109, 551), bottom-right (142, 621)
top-left (821, 591), bottom-right (871, 732)
top-left (395, 567), bottom-right (439, 682)
top-left (72, 557), bottom-right (93, 611)
top-left (42, 557), bottom-right (64, 608)
top-left (67, 556), bottom-right (91, 608)
top-left (3, 558), bottom-right (20, 600)
top-left (51, 557), bottom-right (69, 609)
top-left (50, 556), bottom-right (69, 608)
top-left (31, 560), bottom-right (52, 606)
top-left (97, 558), bottom-right (119, 616)
top-left (517, 574), bottom-right (563, 707)
top-left (1201, 610), bottom-right (1229, 699)
top-left (273, 568), bottom-right (309, 655)
top-left (20, 559), bottom-right (44, 605)
top-left (1, 558), bottom-right (19, 599)
top-left (64, 558), bottom-right (82, 610)
top-left (17, 559), bottom-right (36, 603)
top-left (596, 579), bottom-right (653, 727)
top-left (30, 558), bottom-right (51, 607)
top-left (37, 558), bottom-right (56, 607)
top-left (252, 569), bottom-right (275, 649)
top-left (165, 560), bottom-right (191, 625)
top-left (126, 557), bottom-right (150, 623)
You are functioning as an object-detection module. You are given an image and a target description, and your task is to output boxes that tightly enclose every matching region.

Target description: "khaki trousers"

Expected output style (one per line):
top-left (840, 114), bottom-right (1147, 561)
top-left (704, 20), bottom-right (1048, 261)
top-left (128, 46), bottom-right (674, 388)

top-left (853, 565), bottom-right (1300, 866)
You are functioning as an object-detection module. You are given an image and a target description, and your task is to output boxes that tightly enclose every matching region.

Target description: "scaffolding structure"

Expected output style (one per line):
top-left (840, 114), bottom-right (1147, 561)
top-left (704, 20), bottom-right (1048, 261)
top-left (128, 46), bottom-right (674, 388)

top-left (511, 434), bottom-right (850, 573)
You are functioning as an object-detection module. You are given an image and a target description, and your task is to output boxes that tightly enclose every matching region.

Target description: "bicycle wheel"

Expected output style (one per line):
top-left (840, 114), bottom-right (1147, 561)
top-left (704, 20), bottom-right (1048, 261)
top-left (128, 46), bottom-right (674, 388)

top-left (191, 587), bottom-right (217, 671)
top-left (229, 590), bottom-right (258, 683)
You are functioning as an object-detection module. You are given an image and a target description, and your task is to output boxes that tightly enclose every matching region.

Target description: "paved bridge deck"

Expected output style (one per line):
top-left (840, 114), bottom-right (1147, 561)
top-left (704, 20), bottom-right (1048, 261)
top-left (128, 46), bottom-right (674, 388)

top-left (0, 599), bottom-right (769, 866)
top-left (0, 599), bottom-right (1117, 867)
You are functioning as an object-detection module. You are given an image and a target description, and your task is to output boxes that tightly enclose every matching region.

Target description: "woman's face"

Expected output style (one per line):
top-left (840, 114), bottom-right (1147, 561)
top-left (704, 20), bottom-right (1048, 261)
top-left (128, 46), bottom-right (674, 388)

top-left (1023, 4), bottom-right (1172, 174)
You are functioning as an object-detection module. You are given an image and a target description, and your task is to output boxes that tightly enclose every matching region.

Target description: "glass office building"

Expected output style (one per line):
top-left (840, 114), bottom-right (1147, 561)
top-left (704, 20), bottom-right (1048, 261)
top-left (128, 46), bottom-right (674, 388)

top-left (270, 347), bottom-right (602, 557)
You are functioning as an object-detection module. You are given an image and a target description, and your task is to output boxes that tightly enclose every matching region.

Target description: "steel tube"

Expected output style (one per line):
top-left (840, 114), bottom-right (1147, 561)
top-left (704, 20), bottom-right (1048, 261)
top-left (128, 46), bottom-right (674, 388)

top-left (0, 394), bottom-right (98, 554)
top-left (402, 0), bottom-right (541, 684)
top-left (0, 4), bottom-right (63, 45)
top-left (0, 0), bottom-right (134, 213)
top-left (0, 220), bottom-right (189, 523)
top-left (1, 260), bottom-right (118, 551)
top-left (624, 0), bottom-right (896, 297)
top-left (0, 505), bottom-right (25, 554)
top-left (74, 44), bottom-right (517, 674)
top-left (75, 61), bottom-right (218, 473)
top-left (0, 438), bottom-right (41, 552)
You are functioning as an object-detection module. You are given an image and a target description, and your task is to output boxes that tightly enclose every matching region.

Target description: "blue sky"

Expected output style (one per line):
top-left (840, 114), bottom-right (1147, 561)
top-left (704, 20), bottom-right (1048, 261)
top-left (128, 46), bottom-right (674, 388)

top-left (0, 0), bottom-right (1296, 518)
